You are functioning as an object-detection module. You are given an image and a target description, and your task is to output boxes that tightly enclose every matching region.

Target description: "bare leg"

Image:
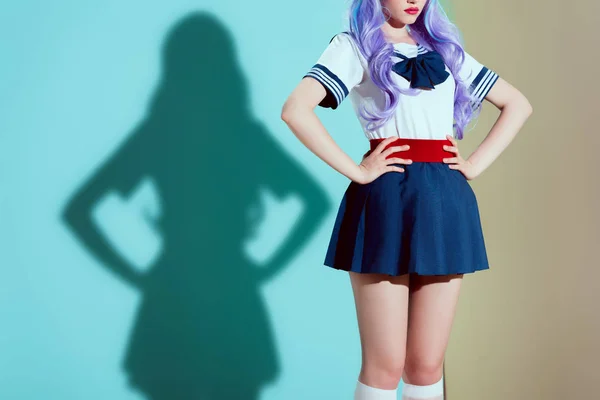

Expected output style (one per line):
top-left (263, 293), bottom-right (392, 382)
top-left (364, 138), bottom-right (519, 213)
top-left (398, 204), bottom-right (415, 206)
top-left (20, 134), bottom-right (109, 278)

top-left (401, 273), bottom-right (464, 400)
top-left (349, 271), bottom-right (410, 395)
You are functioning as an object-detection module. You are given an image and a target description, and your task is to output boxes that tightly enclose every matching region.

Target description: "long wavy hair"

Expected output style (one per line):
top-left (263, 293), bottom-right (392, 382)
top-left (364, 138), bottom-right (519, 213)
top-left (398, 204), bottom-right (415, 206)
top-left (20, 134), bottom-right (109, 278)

top-left (348, 0), bottom-right (480, 139)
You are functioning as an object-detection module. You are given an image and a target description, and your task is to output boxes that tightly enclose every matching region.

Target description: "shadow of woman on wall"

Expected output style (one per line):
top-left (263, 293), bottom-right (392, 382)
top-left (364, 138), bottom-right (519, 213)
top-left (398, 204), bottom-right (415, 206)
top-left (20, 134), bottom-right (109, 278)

top-left (62, 11), bottom-right (330, 400)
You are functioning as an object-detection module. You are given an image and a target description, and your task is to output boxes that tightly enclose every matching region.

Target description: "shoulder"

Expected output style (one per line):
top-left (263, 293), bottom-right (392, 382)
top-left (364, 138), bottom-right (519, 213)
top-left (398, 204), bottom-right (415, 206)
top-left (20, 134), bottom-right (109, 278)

top-left (303, 31), bottom-right (367, 109)
top-left (454, 45), bottom-right (500, 104)
top-left (329, 31), bottom-right (352, 43)
top-left (326, 31), bottom-right (366, 63)
top-left (455, 46), bottom-right (484, 79)
top-left (328, 31), bottom-right (360, 51)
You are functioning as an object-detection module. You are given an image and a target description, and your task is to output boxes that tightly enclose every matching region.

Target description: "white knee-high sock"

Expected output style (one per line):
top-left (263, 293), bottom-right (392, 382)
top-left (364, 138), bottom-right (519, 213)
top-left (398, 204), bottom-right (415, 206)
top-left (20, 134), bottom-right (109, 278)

top-left (354, 380), bottom-right (397, 400)
top-left (401, 376), bottom-right (444, 400)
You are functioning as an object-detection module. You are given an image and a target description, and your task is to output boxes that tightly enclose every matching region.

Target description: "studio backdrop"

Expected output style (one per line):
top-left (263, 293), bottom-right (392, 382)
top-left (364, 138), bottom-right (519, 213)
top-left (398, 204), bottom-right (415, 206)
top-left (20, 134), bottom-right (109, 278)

top-left (1, 1), bottom-right (598, 400)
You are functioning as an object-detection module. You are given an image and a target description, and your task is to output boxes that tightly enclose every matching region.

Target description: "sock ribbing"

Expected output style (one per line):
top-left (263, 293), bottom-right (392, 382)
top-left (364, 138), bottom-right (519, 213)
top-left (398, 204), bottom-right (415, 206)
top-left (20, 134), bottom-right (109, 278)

top-left (355, 380), bottom-right (398, 400)
top-left (401, 376), bottom-right (444, 399)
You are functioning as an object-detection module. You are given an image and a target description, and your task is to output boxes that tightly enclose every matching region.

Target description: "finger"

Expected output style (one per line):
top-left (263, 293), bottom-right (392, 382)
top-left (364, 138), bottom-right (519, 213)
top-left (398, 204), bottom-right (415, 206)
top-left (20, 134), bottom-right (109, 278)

top-left (387, 165), bottom-right (404, 173)
top-left (442, 157), bottom-right (459, 164)
top-left (386, 157), bottom-right (412, 165)
top-left (448, 164), bottom-right (460, 170)
top-left (443, 145), bottom-right (458, 154)
top-left (446, 134), bottom-right (457, 146)
top-left (375, 137), bottom-right (403, 154)
top-left (383, 136), bottom-right (400, 147)
top-left (393, 144), bottom-right (411, 151)
top-left (382, 145), bottom-right (410, 157)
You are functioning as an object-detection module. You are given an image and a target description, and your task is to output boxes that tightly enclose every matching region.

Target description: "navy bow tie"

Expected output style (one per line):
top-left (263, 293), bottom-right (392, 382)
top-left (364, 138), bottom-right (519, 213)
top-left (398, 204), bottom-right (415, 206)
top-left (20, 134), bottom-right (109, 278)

top-left (391, 50), bottom-right (450, 89)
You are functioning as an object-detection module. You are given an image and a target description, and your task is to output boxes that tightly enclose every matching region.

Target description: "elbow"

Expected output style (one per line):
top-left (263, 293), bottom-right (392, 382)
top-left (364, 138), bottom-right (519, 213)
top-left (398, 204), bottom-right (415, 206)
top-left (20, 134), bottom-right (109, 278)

top-left (280, 107), bottom-right (291, 124)
top-left (281, 100), bottom-right (295, 124)
top-left (518, 93), bottom-right (533, 117)
top-left (281, 97), bottom-right (311, 125)
top-left (504, 94), bottom-right (533, 118)
top-left (523, 97), bottom-right (533, 117)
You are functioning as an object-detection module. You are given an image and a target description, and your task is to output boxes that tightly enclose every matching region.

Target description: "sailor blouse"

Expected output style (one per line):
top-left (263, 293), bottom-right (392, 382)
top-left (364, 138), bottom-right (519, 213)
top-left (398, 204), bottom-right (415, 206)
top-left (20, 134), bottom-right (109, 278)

top-left (303, 32), bottom-right (499, 140)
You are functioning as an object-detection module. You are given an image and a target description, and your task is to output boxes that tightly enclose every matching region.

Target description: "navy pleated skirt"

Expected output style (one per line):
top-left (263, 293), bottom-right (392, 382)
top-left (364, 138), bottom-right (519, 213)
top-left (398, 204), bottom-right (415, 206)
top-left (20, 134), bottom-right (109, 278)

top-left (323, 137), bottom-right (490, 276)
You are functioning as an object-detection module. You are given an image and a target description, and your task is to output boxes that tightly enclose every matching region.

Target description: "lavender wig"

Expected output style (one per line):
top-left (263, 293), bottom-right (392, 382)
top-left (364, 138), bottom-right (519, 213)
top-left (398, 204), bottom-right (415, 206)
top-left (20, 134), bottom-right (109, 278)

top-left (347, 0), bottom-right (481, 139)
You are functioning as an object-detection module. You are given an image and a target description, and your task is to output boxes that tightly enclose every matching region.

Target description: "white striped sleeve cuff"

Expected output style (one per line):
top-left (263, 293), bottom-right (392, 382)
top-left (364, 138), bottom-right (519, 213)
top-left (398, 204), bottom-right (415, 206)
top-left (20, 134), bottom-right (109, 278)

top-left (304, 63), bottom-right (349, 109)
top-left (469, 66), bottom-right (499, 108)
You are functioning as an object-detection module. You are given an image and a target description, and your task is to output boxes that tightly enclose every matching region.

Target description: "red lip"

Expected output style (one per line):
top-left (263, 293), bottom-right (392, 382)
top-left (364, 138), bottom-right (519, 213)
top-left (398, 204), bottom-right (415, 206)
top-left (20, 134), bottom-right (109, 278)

top-left (404, 7), bottom-right (419, 14)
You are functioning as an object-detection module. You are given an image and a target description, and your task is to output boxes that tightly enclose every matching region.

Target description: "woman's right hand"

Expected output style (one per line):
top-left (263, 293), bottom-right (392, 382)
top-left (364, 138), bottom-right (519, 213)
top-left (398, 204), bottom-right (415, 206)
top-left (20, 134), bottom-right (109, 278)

top-left (355, 137), bottom-right (412, 184)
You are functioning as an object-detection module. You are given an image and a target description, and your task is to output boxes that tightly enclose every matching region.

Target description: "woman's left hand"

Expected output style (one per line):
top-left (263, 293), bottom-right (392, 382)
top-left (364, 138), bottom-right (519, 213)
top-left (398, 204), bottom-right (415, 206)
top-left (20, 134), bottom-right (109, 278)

top-left (442, 134), bottom-right (479, 181)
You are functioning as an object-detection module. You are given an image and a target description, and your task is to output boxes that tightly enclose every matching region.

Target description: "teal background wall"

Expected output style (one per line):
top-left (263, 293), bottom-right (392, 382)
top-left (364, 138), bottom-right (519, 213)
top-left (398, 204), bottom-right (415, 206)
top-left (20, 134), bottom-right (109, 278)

top-left (0, 0), bottom-right (376, 400)
top-left (0, 1), bottom-right (461, 399)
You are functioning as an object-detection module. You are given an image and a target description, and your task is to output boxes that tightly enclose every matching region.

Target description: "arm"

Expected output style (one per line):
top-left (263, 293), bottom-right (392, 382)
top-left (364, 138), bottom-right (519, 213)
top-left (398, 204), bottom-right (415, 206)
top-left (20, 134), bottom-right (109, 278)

top-left (281, 32), bottom-right (379, 184)
top-left (281, 77), bottom-right (365, 183)
top-left (466, 77), bottom-right (533, 176)
top-left (62, 132), bottom-right (151, 289)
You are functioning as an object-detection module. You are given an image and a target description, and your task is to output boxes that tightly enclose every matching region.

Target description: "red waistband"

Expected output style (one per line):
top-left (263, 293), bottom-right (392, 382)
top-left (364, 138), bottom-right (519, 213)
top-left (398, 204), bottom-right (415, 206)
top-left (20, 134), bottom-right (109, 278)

top-left (368, 138), bottom-right (454, 162)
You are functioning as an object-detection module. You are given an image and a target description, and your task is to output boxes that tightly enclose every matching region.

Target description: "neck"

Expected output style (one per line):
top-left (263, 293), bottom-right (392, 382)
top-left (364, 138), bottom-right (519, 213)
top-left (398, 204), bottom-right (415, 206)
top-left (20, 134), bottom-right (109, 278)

top-left (381, 22), bottom-right (414, 44)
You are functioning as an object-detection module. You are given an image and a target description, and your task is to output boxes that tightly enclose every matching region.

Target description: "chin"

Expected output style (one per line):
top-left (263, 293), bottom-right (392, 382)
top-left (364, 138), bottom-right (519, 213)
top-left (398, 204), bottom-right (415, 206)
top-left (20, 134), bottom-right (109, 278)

top-left (396, 12), bottom-right (421, 24)
top-left (396, 16), bottom-right (419, 25)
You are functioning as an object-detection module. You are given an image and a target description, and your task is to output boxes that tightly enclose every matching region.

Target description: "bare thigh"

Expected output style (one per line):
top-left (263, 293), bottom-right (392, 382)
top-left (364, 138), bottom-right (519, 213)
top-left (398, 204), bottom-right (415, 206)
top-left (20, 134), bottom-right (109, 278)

top-left (349, 271), bottom-right (410, 389)
top-left (403, 274), bottom-right (463, 385)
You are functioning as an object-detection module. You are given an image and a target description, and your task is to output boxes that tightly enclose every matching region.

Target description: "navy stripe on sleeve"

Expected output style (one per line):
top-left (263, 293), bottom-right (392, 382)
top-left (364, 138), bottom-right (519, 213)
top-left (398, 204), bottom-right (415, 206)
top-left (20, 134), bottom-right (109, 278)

top-left (469, 66), bottom-right (499, 108)
top-left (304, 64), bottom-right (349, 108)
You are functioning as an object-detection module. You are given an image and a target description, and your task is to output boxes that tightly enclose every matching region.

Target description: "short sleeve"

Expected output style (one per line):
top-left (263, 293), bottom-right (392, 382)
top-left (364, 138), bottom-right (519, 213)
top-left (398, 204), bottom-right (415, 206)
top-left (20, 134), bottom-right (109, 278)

top-left (458, 50), bottom-right (499, 108)
top-left (303, 33), bottom-right (366, 109)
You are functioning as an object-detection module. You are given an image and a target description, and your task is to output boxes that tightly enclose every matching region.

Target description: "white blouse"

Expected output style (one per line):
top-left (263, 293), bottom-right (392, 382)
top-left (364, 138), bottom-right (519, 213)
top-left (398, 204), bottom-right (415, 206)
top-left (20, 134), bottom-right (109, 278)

top-left (304, 32), bottom-right (499, 140)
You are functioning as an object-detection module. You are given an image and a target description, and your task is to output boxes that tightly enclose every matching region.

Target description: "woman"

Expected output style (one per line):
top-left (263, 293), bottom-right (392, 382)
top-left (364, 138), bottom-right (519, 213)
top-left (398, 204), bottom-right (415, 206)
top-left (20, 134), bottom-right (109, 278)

top-left (281, 0), bottom-right (532, 399)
